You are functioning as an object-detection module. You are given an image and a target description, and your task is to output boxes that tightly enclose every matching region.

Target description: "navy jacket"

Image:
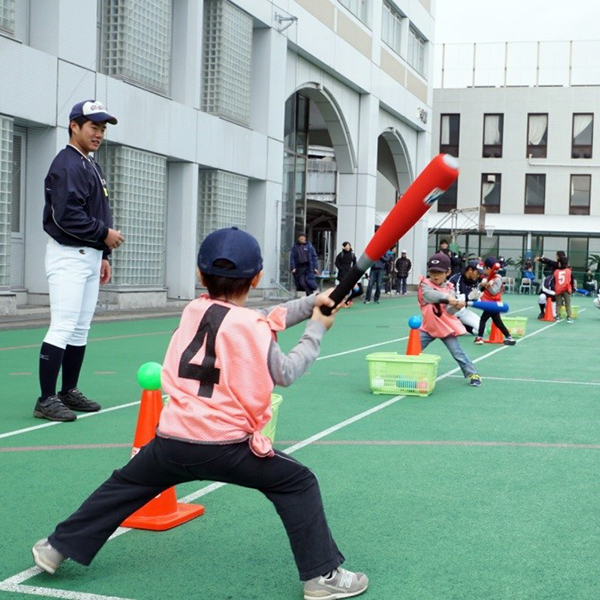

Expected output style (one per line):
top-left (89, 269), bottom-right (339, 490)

top-left (290, 242), bottom-right (318, 271)
top-left (43, 145), bottom-right (113, 256)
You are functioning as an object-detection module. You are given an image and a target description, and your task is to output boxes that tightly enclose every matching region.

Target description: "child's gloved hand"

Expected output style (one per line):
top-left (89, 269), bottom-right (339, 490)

top-left (468, 289), bottom-right (483, 301)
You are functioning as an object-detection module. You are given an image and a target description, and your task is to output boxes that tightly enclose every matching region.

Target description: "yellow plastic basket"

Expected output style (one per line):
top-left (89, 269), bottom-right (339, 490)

top-left (502, 316), bottom-right (528, 338)
top-left (261, 393), bottom-right (283, 442)
top-left (366, 353), bottom-right (441, 396)
top-left (559, 305), bottom-right (579, 319)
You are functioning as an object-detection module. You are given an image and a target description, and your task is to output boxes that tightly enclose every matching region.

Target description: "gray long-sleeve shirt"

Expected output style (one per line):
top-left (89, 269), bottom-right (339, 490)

top-left (257, 294), bottom-right (326, 387)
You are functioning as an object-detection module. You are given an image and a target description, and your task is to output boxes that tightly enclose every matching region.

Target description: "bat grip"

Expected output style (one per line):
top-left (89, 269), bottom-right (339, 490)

top-left (320, 264), bottom-right (366, 315)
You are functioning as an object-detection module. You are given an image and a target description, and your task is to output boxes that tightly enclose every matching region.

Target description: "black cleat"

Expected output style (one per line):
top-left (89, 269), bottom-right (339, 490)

top-left (34, 396), bottom-right (77, 422)
top-left (58, 388), bottom-right (101, 412)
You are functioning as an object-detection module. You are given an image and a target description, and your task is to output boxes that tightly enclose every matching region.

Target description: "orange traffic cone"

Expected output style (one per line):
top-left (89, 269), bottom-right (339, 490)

top-left (485, 322), bottom-right (504, 344)
top-left (406, 328), bottom-right (422, 355)
top-left (121, 388), bottom-right (205, 531)
top-left (540, 297), bottom-right (555, 322)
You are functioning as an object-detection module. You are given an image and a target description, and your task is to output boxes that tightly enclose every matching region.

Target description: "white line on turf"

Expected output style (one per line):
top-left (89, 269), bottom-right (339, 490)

top-left (0, 308), bottom-right (566, 599)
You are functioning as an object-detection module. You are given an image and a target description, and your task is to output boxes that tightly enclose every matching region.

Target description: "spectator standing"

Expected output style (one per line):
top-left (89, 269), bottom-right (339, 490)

top-left (290, 233), bottom-right (318, 296)
top-left (364, 253), bottom-right (390, 304)
top-left (334, 242), bottom-right (356, 283)
top-left (439, 239), bottom-right (459, 275)
top-left (384, 249), bottom-right (395, 294)
top-left (395, 250), bottom-right (412, 295)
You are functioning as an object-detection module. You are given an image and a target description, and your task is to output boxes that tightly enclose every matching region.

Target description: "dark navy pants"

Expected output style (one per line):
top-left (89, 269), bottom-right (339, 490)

top-left (48, 436), bottom-right (344, 580)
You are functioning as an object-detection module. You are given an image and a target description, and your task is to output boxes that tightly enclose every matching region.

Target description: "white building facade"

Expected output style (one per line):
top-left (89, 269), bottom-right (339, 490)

top-left (430, 41), bottom-right (600, 280)
top-left (0, 0), bottom-right (435, 314)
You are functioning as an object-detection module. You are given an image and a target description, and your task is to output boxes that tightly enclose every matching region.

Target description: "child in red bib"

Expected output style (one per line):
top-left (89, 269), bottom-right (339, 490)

top-left (418, 253), bottom-right (482, 387)
top-left (554, 255), bottom-right (574, 322)
top-left (474, 257), bottom-right (516, 346)
top-left (32, 227), bottom-right (368, 600)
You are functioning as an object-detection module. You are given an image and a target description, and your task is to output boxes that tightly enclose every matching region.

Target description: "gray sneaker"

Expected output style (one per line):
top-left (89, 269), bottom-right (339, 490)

top-left (32, 539), bottom-right (64, 574)
top-left (33, 396), bottom-right (77, 422)
top-left (58, 388), bottom-right (101, 412)
top-left (304, 567), bottom-right (368, 599)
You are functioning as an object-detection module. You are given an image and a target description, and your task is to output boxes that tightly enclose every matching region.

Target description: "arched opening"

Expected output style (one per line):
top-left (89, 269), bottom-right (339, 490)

top-left (279, 86), bottom-right (355, 289)
top-left (376, 128), bottom-right (413, 223)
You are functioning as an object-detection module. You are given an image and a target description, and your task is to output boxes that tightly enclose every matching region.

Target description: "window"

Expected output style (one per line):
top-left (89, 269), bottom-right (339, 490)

top-left (338, 0), bottom-right (368, 24)
top-left (202, 0), bottom-right (253, 126)
top-left (198, 170), bottom-right (248, 246)
top-left (527, 113), bottom-right (548, 158)
top-left (481, 174), bottom-right (501, 214)
top-left (525, 174), bottom-right (546, 214)
top-left (11, 130), bottom-right (24, 235)
top-left (0, 115), bottom-right (13, 287)
top-left (101, 0), bottom-right (172, 95)
top-left (437, 180), bottom-right (457, 212)
top-left (440, 114), bottom-right (460, 157)
top-left (0, 0), bottom-right (15, 34)
top-left (408, 26), bottom-right (426, 76)
top-left (483, 114), bottom-right (503, 157)
top-left (382, 2), bottom-right (402, 56)
top-left (570, 175), bottom-right (591, 215)
top-left (572, 113), bottom-right (593, 158)
top-left (96, 145), bottom-right (167, 285)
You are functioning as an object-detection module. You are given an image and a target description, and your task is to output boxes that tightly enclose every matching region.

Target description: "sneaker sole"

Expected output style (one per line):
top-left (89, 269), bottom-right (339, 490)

top-left (61, 405), bottom-right (101, 413)
top-left (304, 584), bottom-right (368, 600)
top-left (33, 410), bottom-right (77, 422)
top-left (31, 545), bottom-right (57, 575)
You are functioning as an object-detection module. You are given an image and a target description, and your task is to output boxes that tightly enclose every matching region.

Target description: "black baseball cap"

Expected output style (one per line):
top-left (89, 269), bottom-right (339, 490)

top-left (197, 227), bottom-right (263, 279)
top-left (467, 260), bottom-right (483, 272)
top-left (427, 253), bottom-right (451, 272)
top-left (69, 100), bottom-right (118, 125)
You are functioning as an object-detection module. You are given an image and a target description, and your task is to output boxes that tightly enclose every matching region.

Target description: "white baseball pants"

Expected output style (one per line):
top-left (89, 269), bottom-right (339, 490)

top-left (44, 238), bottom-right (103, 349)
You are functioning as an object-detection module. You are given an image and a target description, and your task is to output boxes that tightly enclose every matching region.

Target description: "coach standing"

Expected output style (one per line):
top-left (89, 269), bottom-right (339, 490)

top-left (34, 100), bottom-right (125, 422)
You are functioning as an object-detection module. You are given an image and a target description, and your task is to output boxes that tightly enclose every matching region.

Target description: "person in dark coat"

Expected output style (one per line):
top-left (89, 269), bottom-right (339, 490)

top-left (290, 233), bottom-right (318, 295)
top-left (395, 250), bottom-right (412, 295)
top-left (334, 242), bottom-right (356, 283)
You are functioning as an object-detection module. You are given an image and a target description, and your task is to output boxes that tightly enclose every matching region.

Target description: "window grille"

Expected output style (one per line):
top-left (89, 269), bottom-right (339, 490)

top-left (0, 0), bottom-right (15, 34)
top-left (101, 0), bottom-right (172, 95)
top-left (197, 170), bottom-right (248, 247)
top-left (338, 0), bottom-right (368, 23)
top-left (96, 145), bottom-right (167, 285)
top-left (202, 0), bottom-right (252, 126)
top-left (0, 116), bottom-right (13, 286)
top-left (11, 133), bottom-right (20, 233)
top-left (408, 26), bottom-right (426, 76)
top-left (382, 2), bottom-right (402, 56)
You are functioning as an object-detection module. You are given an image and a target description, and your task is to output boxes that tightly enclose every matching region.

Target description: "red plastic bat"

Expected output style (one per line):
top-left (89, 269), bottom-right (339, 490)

top-left (321, 154), bottom-right (459, 315)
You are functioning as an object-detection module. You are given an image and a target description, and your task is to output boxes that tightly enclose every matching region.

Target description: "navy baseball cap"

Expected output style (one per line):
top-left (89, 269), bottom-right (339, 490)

top-left (69, 100), bottom-right (118, 125)
top-left (484, 256), bottom-right (498, 268)
top-left (427, 253), bottom-right (451, 272)
top-left (198, 227), bottom-right (263, 279)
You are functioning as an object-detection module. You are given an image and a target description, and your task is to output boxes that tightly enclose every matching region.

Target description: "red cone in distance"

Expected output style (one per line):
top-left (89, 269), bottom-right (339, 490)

top-left (540, 296), bottom-right (555, 322)
top-left (121, 388), bottom-right (204, 531)
top-left (485, 322), bottom-right (504, 344)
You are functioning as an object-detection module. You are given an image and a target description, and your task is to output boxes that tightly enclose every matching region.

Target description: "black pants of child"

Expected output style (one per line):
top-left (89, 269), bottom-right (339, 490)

top-left (477, 310), bottom-right (510, 338)
top-left (48, 435), bottom-right (344, 581)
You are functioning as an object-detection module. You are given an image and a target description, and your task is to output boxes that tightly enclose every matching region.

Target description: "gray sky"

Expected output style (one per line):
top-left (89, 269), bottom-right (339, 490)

top-left (435, 0), bottom-right (600, 44)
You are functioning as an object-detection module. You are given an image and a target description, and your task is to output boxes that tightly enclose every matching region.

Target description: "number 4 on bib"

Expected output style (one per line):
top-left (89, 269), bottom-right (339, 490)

top-left (178, 304), bottom-right (230, 398)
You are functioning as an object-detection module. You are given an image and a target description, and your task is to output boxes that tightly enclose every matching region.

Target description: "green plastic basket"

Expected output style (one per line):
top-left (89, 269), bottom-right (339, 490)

top-left (502, 316), bottom-right (528, 338)
top-left (559, 305), bottom-right (579, 319)
top-left (366, 353), bottom-right (441, 396)
top-left (261, 393), bottom-right (283, 442)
